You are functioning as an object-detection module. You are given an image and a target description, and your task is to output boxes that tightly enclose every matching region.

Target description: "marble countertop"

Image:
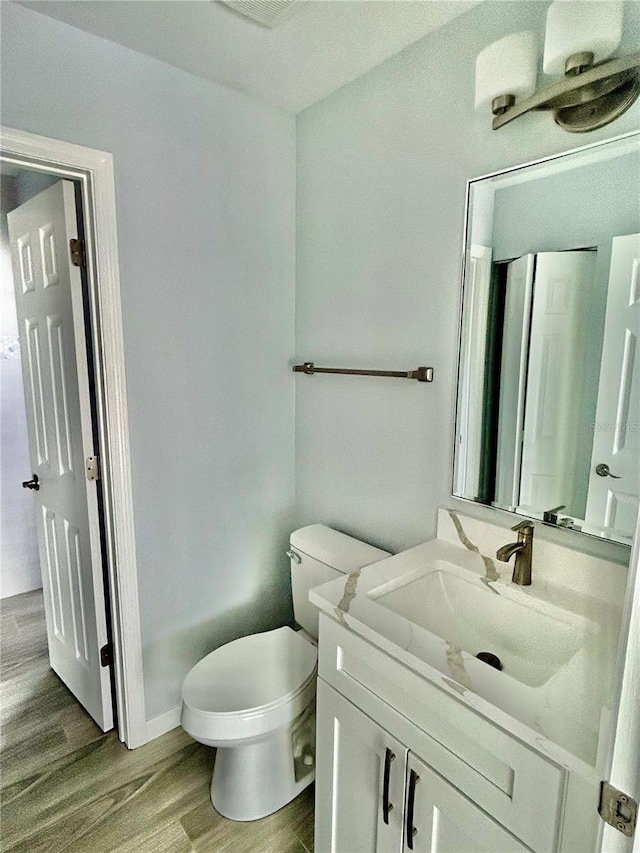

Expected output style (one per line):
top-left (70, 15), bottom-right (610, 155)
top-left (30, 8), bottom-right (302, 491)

top-left (309, 509), bottom-right (624, 777)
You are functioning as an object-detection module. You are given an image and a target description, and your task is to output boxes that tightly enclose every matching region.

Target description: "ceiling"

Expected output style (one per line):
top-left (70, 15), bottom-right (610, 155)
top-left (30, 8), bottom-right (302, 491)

top-left (17, 0), bottom-right (479, 112)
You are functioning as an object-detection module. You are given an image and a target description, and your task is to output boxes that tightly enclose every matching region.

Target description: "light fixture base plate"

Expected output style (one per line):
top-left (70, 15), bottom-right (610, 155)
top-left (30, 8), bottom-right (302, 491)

top-left (553, 75), bottom-right (640, 132)
top-left (492, 52), bottom-right (640, 132)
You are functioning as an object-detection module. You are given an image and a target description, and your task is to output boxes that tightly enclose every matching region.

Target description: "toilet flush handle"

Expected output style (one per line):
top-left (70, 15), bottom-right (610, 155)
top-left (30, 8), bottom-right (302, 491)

top-left (286, 549), bottom-right (302, 564)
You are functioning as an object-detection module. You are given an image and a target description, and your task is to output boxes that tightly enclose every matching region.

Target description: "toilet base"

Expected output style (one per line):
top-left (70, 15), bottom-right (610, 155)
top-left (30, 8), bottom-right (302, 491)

top-left (211, 724), bottom-right (314, 821)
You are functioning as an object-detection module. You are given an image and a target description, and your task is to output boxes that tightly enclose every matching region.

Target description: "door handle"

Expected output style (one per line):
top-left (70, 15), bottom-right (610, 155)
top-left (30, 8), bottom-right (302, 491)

top-left (382, 747), bottom-right (395, 824)
top-left (22, 474), bottom-right (40, 491)
top-left (596, 463), bottom-right (621, 479)
top-left (406, 768), bottom-right (420, 850)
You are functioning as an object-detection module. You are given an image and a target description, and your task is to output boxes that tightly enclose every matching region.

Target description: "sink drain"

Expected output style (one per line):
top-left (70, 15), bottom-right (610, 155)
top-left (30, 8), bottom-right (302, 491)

top-left (475, 652), bottom-right (503, 671)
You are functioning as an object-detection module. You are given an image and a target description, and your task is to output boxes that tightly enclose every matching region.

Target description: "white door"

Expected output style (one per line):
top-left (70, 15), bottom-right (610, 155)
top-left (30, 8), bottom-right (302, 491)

top-left (315, 680), bottom-right (407, 853)
top-left (584, 234), bottom-right (640, 545)
top-left (7, 180), bottom-right (113, 731)
top-left (455, 244), bottom-right (492, 498)
top-left (495, 253), bottom-right (535, 510)
top-left (405, 755), bottom-right (530, 853)
top-left (519, 251), bottom-right (596, 516)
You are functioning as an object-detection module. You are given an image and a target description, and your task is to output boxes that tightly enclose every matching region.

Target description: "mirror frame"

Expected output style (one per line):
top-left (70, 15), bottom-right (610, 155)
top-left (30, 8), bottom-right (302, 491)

top-left (452, 129), bottom-right (640, 545)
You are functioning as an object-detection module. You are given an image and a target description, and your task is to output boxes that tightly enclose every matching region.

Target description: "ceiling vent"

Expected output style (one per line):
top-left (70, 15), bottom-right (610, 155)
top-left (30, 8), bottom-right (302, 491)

top-left (218, 0), bottom-right (296, 28)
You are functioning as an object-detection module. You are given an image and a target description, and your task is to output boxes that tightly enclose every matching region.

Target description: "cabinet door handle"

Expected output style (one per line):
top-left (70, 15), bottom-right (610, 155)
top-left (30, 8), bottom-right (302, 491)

top-left (382, 747), bottom-right (395, 824)
top-left (406, 768), bottom-right (420, 850)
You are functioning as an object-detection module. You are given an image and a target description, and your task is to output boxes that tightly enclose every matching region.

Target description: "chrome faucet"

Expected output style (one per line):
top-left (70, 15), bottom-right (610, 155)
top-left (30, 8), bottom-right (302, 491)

top-left (496, 520), bottom-right (534, 586)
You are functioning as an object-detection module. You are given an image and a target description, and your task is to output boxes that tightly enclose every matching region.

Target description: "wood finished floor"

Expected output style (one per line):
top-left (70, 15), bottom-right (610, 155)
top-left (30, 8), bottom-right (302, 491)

top-left (0, 589), bottom-right (315, 852)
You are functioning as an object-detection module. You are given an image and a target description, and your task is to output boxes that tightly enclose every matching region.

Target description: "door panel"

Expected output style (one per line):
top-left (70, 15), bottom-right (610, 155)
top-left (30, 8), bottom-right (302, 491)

top-left (496, 253), bottom-right (535, 509)
top-left (519, 251), bottom-right (596, 516)
top-left (455, 244), bottom-right (492, 498)
top-left (7, 180), bottom-right (113, 731)
top-left (405, 754), bottom-right (532, 853)
top-left (315, 680), bottom-right (407, 853)
top-left (585, 234), bottom-right (640, 543)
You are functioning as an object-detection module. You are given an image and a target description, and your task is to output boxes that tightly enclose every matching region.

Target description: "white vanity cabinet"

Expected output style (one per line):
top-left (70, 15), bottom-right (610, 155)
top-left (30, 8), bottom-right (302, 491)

top-left (316, 680), bottom-right (530, 853)
top-left (406, 754), bottom-right (529, 853)
top-left (315, 681), bottom-right (407, 852)
top-left (314, 614), bottom-right (596, 853)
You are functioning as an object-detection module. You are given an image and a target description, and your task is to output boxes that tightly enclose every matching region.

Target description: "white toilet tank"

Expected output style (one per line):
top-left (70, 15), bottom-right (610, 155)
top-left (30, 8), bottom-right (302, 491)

top-left (288, 524), bottom-right (390, 639)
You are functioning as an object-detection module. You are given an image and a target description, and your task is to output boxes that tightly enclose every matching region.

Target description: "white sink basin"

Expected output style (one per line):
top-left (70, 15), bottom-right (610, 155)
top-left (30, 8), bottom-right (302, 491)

top-left (369, 564), bottom-right (598, 688)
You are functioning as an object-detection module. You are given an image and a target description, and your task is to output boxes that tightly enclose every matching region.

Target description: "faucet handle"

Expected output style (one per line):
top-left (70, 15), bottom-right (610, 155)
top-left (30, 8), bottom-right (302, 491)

top-left (511, 519), bottom-right (534, 533)
top-left (542, 505), bottom-right (566, 524)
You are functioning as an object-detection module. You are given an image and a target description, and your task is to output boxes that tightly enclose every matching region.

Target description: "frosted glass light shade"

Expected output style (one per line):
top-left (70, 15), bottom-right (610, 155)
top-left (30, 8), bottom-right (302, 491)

top-left (543, 1), bottom-right (623, 76)
top-left (475, 32), bottom-right (538, 112)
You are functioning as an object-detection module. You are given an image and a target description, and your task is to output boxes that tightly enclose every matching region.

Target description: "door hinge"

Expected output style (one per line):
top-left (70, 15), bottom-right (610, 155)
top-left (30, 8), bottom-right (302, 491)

top-left (86, 455), bottom-right (100, 482)
top-left (69, 238), bottom-right (86, 268)
top-left (599, 781), bottom-right (637, 837)
top-left (100, 644), bottom-right (112, 667)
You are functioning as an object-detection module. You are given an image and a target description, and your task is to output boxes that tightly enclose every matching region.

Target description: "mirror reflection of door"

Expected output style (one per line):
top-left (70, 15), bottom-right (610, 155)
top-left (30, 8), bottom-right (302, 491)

top-left (454, 136), bottom-right (640, 545)
top-left (584, 233), bottom-right (640, 543)
top-left (489, 251), bottom-right (597, 521)
top-left (455, 244), bottom-right (492, 498)
top-left (494, 254), bottom-right (534, 510)
top-left (477, 238), bottom-right (639, 545)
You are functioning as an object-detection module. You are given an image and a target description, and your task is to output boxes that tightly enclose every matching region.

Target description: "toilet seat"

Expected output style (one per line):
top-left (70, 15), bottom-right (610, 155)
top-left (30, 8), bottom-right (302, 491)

top-left (181, 627), bottom-right (317, 746)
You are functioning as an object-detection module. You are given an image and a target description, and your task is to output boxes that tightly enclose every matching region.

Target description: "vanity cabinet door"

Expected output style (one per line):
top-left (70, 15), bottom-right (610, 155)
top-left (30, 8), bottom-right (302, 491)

top-left (404, 753), bottom-right (532, 853)
top-left (315, 679), bottom-right (408, 853)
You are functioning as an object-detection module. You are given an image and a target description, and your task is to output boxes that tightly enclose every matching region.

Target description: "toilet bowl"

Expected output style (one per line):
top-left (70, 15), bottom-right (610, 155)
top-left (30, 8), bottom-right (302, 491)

top-left (182, 626), bottom-right (317, 821)
top-left (180, 525), bottom-right (390, 821)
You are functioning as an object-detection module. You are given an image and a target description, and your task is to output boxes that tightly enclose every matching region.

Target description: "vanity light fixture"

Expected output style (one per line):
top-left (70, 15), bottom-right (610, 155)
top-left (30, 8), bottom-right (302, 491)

top-left (475, 1), bottom-right (640, 133)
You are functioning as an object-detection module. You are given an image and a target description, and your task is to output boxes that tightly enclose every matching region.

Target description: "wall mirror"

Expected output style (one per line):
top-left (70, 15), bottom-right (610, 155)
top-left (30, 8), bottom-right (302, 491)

top-left (453, 133), bottom-right (640, 546)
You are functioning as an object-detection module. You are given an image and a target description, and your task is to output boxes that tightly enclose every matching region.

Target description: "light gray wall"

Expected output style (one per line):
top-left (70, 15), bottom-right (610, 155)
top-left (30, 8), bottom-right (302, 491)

top-left (1, 2), bottom-right (296, 719)
top-left (295, 0), bottom-right (640, 561)
top-left (15, 170), bottom-right (59, 205)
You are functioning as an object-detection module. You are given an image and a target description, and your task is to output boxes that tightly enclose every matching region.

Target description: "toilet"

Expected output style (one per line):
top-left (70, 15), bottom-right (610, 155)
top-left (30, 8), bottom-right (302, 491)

top-left (180, 524), bottom-right (390, 821)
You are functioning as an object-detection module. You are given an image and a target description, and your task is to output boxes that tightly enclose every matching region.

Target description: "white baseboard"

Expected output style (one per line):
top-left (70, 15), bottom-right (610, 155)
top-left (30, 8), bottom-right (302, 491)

top-left (145, 705), bottom-right (182, 744)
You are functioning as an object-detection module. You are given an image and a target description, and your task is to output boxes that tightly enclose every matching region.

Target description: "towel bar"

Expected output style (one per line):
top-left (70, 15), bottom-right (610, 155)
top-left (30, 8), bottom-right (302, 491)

top-left (292, 362), bottom-right (433, 382)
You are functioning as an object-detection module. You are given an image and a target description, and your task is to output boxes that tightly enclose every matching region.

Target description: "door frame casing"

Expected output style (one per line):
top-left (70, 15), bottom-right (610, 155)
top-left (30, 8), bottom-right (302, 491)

top-left (598, 507), bottom-right (640, 853)
top-left (1, 125), bottom-right (146, 748)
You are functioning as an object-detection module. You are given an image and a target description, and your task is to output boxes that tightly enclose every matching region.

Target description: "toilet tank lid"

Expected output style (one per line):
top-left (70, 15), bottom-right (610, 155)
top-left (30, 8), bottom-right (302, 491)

top-left (289, 524), bottom-right (390, 574)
